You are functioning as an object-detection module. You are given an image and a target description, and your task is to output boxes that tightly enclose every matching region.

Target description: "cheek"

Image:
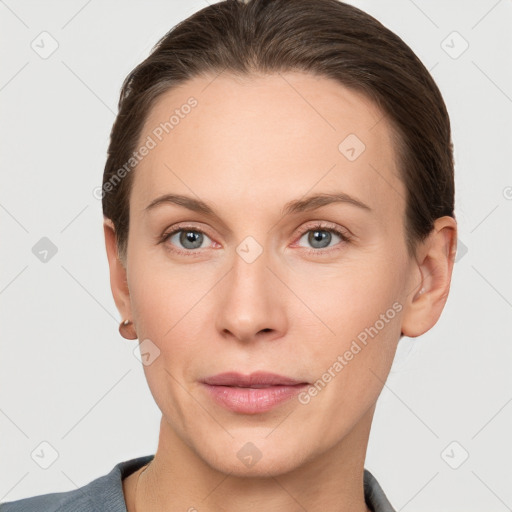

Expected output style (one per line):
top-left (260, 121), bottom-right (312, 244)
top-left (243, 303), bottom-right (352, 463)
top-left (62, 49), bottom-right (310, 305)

top-left (127, 257), bottom-right (215, 375)
top-left (128, 248), bottom-right (193, 333)
top-left (296, 253), bottom-right (405, 382)
top-left (127, 264), bottom-right (207, 424)
top-left (296, 268), bottom-right (403, 440)
top-left (303, 255), bottom-right (402, 332)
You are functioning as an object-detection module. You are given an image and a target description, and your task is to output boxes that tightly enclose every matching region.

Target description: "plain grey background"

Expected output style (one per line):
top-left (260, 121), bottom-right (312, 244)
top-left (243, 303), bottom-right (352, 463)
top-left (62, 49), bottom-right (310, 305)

top-left (1, 1), bottom-right (511, 510)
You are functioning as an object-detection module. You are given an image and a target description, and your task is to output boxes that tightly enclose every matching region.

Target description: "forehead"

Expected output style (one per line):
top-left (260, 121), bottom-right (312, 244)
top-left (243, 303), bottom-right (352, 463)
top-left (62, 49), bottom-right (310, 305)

top-left (130, 71), bottom-right (405, 221)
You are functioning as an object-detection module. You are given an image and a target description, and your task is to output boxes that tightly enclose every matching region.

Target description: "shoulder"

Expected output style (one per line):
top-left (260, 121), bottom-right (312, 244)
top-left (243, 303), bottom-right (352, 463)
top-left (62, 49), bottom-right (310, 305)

top-left (0, 489), bottom-right (88, 512)
top-left (363, 468), bottom-right (396, 512)
top-left (0, 455), bottom-right (154, 512)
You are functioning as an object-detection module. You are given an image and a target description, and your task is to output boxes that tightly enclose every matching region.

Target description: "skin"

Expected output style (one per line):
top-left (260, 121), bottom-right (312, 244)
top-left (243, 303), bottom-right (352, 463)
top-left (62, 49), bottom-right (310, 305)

top-left (104, 71), bottom-right (457, 512)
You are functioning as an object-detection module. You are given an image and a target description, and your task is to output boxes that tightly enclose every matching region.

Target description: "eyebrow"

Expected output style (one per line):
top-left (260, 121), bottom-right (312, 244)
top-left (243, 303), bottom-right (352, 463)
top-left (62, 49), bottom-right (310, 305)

top-left (281, 192), bottom-right (372, 215)
top-left (143, 191), bottom-right (372, 217)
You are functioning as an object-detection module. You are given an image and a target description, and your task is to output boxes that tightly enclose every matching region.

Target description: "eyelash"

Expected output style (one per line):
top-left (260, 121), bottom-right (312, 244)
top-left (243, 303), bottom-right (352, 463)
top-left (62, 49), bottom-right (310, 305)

top-left (292, 222), bottom-right (352, 256)
top-left (159, 221), bottom-right (352, 257)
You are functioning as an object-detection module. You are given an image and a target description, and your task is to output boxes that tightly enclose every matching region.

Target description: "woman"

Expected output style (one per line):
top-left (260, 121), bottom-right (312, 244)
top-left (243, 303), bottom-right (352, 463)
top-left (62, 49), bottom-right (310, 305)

top-left (1, 0), bottom-right (457, 510)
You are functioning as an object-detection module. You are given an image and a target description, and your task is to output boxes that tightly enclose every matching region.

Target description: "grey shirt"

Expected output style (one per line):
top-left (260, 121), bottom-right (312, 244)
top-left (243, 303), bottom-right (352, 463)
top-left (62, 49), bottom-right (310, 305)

top-left (0, 455), bottom-right (396, 511)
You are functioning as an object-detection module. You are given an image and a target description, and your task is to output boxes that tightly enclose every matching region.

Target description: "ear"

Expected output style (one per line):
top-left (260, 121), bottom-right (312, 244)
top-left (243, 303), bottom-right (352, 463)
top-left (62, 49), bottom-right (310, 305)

top-left (103, 218), bottom-right (132, 323)
top-left (401, 215), bottom-right (457, 338)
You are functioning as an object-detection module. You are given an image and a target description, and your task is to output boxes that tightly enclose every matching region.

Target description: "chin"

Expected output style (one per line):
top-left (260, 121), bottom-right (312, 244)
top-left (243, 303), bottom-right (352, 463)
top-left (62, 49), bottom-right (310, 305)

top-left (198, 436), bottom-right (312, 478)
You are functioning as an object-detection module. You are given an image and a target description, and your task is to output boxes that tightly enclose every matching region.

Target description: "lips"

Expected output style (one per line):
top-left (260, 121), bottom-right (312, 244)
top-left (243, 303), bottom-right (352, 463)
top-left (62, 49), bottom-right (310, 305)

top-left (202, 371), bottom-right (307, 387)
top-left (201, 371), bottom-right (309, 414)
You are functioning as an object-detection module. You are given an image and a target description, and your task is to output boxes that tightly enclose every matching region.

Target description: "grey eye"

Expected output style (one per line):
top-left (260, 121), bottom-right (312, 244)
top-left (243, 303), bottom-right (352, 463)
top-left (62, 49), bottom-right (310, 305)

top-left (298, 229), bottom-right (342, 249)
top-left (169, 229), bottom-right (211, 250)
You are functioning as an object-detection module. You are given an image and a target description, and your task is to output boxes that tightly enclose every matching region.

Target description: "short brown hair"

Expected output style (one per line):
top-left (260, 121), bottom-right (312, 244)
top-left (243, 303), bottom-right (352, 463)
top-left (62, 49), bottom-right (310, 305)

top-left (102, 0), bottom-right (454, 264)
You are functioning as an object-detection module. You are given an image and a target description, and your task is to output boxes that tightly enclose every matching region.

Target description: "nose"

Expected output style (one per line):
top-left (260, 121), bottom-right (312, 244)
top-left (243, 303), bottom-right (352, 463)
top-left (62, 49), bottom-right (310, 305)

top-left (215, 244), bottom-right (288, 344)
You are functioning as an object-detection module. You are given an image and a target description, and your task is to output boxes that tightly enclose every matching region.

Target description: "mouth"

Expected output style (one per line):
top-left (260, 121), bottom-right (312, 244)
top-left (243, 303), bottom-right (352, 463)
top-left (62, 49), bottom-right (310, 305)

top-left (201, 371), bottom-right (309, 414)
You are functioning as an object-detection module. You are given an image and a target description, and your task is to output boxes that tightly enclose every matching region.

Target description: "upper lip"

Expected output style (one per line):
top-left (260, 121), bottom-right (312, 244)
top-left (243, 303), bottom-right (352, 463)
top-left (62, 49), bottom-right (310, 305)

top-left (202, 371), bottom-right (308, 387)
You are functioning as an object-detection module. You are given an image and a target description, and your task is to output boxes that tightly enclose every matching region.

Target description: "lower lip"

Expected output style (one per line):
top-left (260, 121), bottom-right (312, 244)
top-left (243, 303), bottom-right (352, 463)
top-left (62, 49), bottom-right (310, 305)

top-left (202, 383), bottom-right (308, 414)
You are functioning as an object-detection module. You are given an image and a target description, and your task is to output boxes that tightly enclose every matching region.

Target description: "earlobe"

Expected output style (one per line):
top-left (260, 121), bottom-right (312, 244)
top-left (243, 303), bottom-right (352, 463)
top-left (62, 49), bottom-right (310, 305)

top-left (401, 216), bottom-right (457, 338)
top-left (103, 218), bottom-right (133, 325)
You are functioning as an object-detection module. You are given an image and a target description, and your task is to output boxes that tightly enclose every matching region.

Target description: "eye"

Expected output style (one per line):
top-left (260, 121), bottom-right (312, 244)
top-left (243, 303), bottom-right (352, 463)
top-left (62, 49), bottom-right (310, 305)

top-left (294, 222), bottom-right (352, 254)
top-left (159, 221), bottom-right (352, 257)
top-left (160, 224), bottom-right (215, 255)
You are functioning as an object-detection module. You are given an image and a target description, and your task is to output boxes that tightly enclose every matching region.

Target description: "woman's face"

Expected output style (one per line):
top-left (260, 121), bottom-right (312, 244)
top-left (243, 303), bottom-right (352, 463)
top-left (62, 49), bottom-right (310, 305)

top-left (115, 72), bottom-right (423, 475)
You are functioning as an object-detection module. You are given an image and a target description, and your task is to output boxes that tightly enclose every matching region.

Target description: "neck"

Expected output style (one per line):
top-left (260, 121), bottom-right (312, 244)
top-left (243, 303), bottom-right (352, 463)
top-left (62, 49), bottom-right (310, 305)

top-left (134, 405), bottom-right (375, 512)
